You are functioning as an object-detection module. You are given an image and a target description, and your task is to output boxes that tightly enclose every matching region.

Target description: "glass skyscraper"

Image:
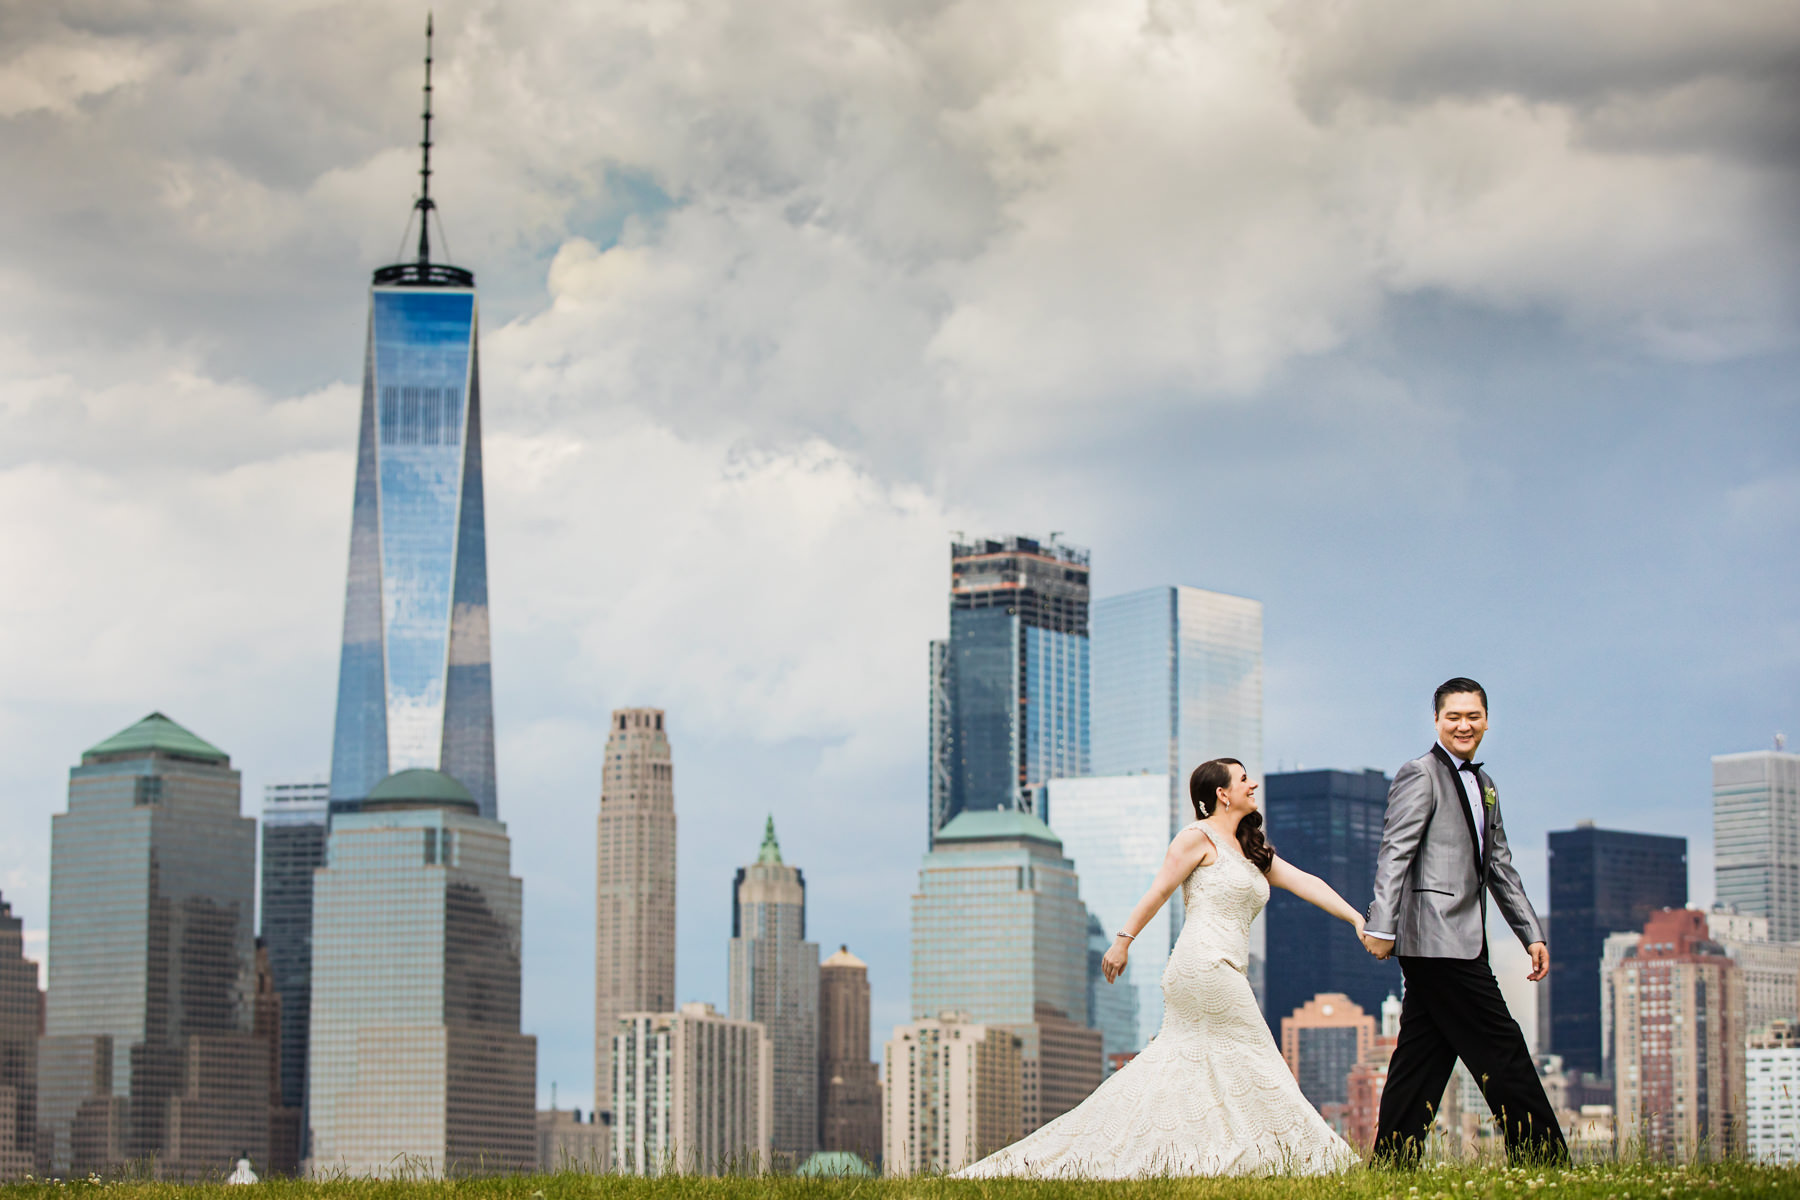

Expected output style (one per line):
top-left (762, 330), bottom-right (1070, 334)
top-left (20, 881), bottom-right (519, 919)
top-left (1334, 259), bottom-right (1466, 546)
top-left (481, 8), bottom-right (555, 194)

top-left (1043, 774), bottom-right (1169, 1050)
top-left (38, 713), bottom-right (269, 1178)
top-left (1714, 750), bottom-right (1800, 942)
top-left (307, 769), bottom-right (535, 1176)
top-left (929, 536), bottom-right (1089, 844)
top-left (1261, 769), bottom-right (1401, 1032)
top-left (328, 40), bottom-right (495, 819)
top-left (1545, 823), bottom-right (1688, 1076)
top-left (0, 890), bottom-right (39, 1179)
top-left (259, 781), bottom-right (328, 1118)
top-left (1090, 586), bottom-right (1263, 981)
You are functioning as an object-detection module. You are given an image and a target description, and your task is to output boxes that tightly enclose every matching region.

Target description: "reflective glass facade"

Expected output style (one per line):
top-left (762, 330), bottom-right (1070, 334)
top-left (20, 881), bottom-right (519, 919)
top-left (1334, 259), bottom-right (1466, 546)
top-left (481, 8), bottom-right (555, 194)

top-left (39, 715), bottom-right (268, 1178)
top-left (259, 782), bottom-right (328, 1116)
top-left (1545, 825), bottom-right (1687, 1076)
top-left (931, 538), bottom-right (1089, 843)
top-left (1262, 770), bottom-right (1400, 1032)
top-left (1714, 752), bottom-right (1800, 942)
top-left (307, 789), bottom-right (534, 1177)
top-left (331, 285), bottom-right (497, 818)
top-left (1091, 586), bottom-right (1262, 968)
top-left (1045, 774), bottom-right (1169, 1048)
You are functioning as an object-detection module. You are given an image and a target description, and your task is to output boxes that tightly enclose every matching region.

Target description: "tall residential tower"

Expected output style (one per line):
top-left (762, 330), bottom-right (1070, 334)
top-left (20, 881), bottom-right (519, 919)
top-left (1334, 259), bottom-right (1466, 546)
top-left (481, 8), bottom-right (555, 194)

top-left (929, 536), bottom-right (1090, 843)
top-left (329, 20), bottom-right (496, 819)
top-left (594, 708), bottom-right (677, 1123)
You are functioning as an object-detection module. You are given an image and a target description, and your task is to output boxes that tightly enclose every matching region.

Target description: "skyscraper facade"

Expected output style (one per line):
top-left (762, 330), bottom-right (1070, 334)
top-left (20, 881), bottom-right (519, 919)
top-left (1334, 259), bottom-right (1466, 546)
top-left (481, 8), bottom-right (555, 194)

top-left (329, 37), bottom-right (495, 819)
top-left (259, 780), bottom-right (328, 1119)
top-left (881, 1014), bottom-right (1021, 1176)
top-left (1714, 750), bottom-right (1800, 942)
top-left (929, 536), bottom-right (1090, 842)
top-left (728, 818), bottom-right (819, 1166)
top-left (911, 811), bottom-right (1099, 1134)
top-left (818, 945), bottom-right (881, 1165)
top-left (1612, 908), bottom-right (1746, 1160)
top-left (0, 891), bottom-right (40, 1179)
top-left (612, 1003), bottom-right (771, 1176)
top-left (1703, 908), bottom-right (1800, 1038)
top-left (595, 708), bottom-right (676, 1122)
top-left (307, 769), bottom-right (535, 1177)
top-left (1090, 586), bottom-right (1263, 975)
top-left (1084, 914), bottom-right (1140, 1062)
top-left (1279, 993), bottom-right (1375, 1110)
top-left (38, 714), bottom-right (268, 1178)
top-left (1545, 824), bottom-right (1688, 1076)
top-left (1263, 770), bottom-right (1399, 1033)
top-left (1044, 773), bottom-right (1168, 1047)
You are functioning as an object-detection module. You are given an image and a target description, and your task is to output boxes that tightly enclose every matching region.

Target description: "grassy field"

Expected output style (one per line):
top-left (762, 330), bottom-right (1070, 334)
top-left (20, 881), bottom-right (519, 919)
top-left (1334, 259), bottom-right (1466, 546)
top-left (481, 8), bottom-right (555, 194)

top-left (5, 1163), bottom-right (1800, 1200)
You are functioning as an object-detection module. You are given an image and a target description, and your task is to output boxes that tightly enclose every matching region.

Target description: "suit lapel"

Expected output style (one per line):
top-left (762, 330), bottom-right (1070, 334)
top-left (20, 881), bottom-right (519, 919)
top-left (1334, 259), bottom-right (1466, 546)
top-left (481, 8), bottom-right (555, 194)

top-left (1429, 744), bottom-right (1483, 876)
top-left (1477, 768), bottom-right (1495, 882)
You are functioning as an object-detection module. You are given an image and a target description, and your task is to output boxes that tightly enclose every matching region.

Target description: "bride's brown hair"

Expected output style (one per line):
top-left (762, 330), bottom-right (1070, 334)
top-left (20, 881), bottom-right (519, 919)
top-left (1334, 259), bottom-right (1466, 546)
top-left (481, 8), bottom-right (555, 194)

top-left (1189, 758), bottom-right (1274, 874)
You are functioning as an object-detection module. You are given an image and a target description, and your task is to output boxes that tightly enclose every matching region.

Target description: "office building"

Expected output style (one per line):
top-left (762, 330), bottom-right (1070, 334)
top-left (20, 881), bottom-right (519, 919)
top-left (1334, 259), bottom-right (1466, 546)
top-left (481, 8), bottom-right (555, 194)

top-left (929, 536), bottom-right (1090, 842)
top-left (259, 780), bottom-right (328, 1123)
top-left (0, 892), bottom-right (39, 1179)
top-left (595, 708), bottom-right (676, 1122)
top-left (252, 940), bottom-right (301, 1176)
top-left (728, 818), bottom-right (818, 1166)
top-left (1090, 586), bottom-right (1263, 983)
top-left (911, 811), bottom-right (1100, 1134)
top-left (328, 30), bottom-right (497, 819)
top-left (1545, 824), bottom-right (1687, 1076)
top-left (882, 1014), bottom-right (1021, 1175)
top-left (1703, 907), bottom-right (1800, 1037)
top-left (1263, 770), bottom-right (1399, 1030)
top-left (612, 1003), bottom-right (771, 1176)
top-left (37, 713), bottom-right (268, 1178)
top-left (307, 769), bottom-right (535, 1176)
top-left (1714, 749), bottom-right (1800, 941)
top-left (1343, 993), bottom-right (1402, 1152)
top-left (1599, 930), bottom-right (1641, 1081)
top-left (1046, 773), bottom-right (1166, 1046)
top-left (1280, 993), bottom-right (1375, 1112)
top-left (818, 945), bottom-right (881, 1165)
top-left (1085, 914), bottom-right (1140, 1061)
top-left (1748, 1020), bottom-right (1800, 1164)
top-left (1613, 909), bottom-right (1746, 1161)
top-left (535, 1108), bottom-right (609, 1172)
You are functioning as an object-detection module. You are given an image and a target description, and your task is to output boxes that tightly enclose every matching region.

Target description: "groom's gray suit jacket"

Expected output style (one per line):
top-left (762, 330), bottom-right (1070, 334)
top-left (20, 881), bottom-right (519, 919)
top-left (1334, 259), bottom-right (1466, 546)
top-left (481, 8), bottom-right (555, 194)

top-left (1367, 747), bottom-right (1545, 959)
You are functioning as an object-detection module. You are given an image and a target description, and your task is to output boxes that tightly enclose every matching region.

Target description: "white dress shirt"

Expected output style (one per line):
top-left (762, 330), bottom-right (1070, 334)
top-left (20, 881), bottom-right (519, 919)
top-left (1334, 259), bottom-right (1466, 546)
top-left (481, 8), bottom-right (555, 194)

top-left (1364, 742), bottom-right (1485, 942)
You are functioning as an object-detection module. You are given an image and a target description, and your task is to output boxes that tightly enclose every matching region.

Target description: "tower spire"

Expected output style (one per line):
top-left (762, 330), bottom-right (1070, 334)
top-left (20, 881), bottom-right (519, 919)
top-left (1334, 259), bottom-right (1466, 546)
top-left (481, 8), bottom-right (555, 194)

top-left (416, 13), bottom-right (435, 265)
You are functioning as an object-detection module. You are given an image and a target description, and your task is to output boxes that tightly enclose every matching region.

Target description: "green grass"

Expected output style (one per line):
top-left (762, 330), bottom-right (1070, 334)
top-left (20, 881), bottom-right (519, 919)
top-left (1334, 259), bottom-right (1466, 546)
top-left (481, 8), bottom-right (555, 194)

top-left (6, 1164), bottom-right (1800, 1200)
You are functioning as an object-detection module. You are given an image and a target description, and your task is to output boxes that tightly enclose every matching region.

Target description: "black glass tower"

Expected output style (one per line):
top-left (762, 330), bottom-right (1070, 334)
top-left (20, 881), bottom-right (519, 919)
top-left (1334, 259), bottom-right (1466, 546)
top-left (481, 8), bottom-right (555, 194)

top-left (1546, 824), bottom-right (1687, 1076)
top-left (258, 782), bottom-right (327, 1115)
top-left (1262, 769), bottom-right (1401, 1030)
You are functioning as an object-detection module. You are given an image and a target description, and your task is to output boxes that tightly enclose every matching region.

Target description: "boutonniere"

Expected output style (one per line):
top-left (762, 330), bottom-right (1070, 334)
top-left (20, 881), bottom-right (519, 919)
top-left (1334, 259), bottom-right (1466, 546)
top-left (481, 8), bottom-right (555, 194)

top-left (1483, 785), bottom-right (1498, 812)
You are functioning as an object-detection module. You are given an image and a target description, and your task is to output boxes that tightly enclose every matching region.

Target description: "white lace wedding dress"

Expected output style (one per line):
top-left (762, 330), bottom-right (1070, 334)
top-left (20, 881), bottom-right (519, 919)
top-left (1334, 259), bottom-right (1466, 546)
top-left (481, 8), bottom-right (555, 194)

top-left (955, 824), bottom-right (1361, 1178)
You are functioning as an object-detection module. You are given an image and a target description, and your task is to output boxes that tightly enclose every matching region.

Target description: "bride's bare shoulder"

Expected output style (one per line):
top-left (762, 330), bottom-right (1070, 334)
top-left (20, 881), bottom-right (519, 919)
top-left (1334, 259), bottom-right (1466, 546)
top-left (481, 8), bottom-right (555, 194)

top-left (1171, 822), bottom-right (1217, 859)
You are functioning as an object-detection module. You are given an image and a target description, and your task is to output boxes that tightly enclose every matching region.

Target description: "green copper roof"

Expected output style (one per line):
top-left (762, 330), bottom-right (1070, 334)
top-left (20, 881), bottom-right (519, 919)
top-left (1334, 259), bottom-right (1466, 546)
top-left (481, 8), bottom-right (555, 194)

top-left (83, 712), bottom-right (228, 765)
top-left (796, 1151), bottom-right (874, 1177)
top-left (934, 809), bottom-right (1062, 847)
top-left (756, 814), bottom-right (783, 864)
top-left (365, 768), bottom-right (477, 812)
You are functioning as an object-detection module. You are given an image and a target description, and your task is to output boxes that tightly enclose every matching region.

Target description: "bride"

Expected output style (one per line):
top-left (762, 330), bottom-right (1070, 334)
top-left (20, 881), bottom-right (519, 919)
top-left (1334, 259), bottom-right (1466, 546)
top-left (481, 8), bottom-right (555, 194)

top-left (956, 757), bottom-right (1367, 1177)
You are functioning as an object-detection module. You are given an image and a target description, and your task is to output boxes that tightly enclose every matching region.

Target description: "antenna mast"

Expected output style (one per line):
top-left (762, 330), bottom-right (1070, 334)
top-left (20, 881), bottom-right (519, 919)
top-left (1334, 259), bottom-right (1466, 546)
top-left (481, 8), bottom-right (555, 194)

top-left (416, 14), bottom-right (435, 265)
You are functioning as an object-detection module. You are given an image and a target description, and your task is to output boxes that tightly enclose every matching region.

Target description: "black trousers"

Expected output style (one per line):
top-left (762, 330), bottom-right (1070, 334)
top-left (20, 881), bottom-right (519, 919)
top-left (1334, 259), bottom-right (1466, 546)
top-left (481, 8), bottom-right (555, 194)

top-left (1374, 954), bottom-right (1568, 1166)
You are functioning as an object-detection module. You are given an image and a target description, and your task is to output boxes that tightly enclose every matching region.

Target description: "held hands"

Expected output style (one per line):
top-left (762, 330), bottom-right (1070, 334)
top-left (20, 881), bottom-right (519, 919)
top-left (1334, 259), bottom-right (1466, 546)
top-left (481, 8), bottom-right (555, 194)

top-left (1361, 932), bottom-right (1395, 960)
top-left (1101, 938), bottom-right (1129, 984)
top-left (1527, 941), bottom-right (1550, 982)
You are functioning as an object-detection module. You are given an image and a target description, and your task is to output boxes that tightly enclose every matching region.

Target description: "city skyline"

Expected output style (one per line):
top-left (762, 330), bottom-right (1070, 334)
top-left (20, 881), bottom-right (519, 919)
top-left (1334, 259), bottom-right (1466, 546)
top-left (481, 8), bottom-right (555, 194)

top-left (3, 3), bottom-right (1796, 1122)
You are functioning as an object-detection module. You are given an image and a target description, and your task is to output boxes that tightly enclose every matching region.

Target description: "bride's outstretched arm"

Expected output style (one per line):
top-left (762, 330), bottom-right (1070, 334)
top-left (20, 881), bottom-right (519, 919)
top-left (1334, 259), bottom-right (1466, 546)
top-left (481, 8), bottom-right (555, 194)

top-left (1101, 827), bottom-right (1213, 982)
top-left (1266, 855), bottom-right (1364, 932)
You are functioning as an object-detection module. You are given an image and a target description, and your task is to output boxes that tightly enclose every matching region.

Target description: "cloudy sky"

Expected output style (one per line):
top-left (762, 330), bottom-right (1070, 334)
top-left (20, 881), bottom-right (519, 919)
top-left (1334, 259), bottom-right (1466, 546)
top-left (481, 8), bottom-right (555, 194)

top-left (3, 0), bottom-right (1797, 1111)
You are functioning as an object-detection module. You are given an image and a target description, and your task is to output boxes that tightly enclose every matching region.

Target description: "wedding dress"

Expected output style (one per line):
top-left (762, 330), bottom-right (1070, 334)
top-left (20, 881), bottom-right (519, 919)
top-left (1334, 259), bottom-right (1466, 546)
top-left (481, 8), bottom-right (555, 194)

top-left (955, 824), bottom-right (1361, 1178)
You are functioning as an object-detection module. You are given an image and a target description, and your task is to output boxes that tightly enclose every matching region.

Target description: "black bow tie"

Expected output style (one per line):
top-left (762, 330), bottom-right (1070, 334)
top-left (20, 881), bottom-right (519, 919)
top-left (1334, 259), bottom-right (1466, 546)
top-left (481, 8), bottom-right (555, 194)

top-left (1458, 761), bottom-right (1483, 775)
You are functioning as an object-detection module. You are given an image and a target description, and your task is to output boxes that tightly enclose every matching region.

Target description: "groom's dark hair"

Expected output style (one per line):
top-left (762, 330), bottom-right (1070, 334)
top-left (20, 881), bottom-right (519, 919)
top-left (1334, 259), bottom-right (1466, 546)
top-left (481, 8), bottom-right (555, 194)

top-left (1434, 677), bottom-right (1488, 714)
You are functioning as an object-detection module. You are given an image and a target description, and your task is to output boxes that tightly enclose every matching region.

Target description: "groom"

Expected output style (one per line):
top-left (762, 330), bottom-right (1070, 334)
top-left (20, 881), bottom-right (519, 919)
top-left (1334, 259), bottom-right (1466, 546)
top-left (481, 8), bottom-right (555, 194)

top-left (1361, 677), bottom-right (1567, 1165)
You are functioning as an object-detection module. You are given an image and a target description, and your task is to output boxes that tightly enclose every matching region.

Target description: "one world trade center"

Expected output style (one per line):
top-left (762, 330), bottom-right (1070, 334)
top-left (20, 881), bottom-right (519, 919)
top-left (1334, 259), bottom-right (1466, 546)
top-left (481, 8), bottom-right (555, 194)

top-left (328, 28), bottom-right (497, 819)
